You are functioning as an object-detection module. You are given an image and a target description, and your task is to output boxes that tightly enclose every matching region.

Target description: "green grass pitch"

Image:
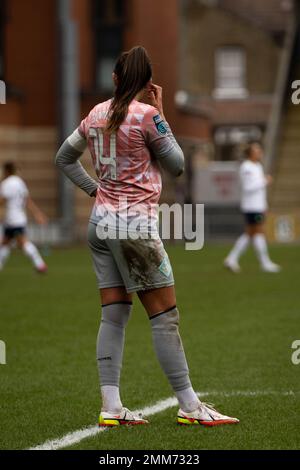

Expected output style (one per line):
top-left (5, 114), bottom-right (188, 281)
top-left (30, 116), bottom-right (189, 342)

top-left (0, 243), bottom-right (299, 450)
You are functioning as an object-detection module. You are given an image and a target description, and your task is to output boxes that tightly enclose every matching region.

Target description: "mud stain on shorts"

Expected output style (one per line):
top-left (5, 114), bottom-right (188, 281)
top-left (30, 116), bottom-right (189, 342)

top-left (120, 238), bottom-right (163, 288)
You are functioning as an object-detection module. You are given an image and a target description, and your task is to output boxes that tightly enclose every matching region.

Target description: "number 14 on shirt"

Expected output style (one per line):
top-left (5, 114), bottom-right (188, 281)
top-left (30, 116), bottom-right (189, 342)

top-left (89, 127), bottom-right (117, 180)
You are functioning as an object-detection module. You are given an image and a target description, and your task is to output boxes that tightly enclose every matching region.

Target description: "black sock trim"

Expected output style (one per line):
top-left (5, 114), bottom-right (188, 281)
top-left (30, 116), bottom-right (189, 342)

top-left (102, 301), bottom-right (133, 308)
top-left (150, 305), bottom-right (177, 320)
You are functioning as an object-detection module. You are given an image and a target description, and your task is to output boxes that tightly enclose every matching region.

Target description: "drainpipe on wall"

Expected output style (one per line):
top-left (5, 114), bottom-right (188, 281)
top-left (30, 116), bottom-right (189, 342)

top-left (57, 0), bottom-right (79, 241)
top-left (264, 14), bottom-right (297, 174)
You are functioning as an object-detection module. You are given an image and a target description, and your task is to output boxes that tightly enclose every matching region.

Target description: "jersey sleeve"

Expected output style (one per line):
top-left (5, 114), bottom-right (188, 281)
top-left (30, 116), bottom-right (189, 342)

top-left (68, 127), bottom-right (88, 152)
top-left (55, 129), bottom-right (98, 197)
top-left (78, 105), bottom-right (98, 139)
top-left (78, 116), bottom-right (88, 139)
top-left (142, 107), bottom-right (184, 177)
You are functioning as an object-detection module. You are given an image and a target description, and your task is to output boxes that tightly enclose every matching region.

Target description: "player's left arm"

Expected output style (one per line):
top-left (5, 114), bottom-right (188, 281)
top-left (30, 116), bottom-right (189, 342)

top-left (143, 110), bottom-right (184, 177)
top-left (26, 197), bottom-right (48, 225)
top-left (240, 166), bottom-right (268, 193)
top-left (55, 128), bottom-right (98, 197)
top-left (144, 84), bottom-right (185, 177)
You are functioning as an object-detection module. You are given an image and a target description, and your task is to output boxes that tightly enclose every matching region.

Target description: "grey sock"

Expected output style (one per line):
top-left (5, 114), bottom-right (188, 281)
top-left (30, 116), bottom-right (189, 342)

top-left (97, 302), bottom-right (132, 387)
top-left (150, 307), bottom-right (191, 392)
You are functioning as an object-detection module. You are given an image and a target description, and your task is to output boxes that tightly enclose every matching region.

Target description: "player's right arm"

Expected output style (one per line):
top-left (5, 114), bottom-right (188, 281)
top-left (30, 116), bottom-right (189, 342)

top-left (144, 84), bottom-right (184, 177)
top-left (55, 128), bottom-right (98, 197)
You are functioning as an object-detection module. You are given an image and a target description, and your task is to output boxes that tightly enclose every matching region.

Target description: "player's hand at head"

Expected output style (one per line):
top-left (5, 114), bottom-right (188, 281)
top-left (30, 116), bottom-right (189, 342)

top-left (147, 83), bottom-right (165, 119)
top-left (147, 83), bottom-right (162, 106)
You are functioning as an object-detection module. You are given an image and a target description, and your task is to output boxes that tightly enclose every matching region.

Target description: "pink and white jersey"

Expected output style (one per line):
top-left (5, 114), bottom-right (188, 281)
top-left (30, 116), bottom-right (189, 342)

top-left (79, 99), bottom-right (175, 231)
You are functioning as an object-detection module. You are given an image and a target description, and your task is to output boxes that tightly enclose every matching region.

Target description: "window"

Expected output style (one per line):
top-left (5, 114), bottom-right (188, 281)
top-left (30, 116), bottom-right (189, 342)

top-left (213, 46), bottom-right (248, 99)
top-left (214, 126), bottom-right (262, 161)
top-left (0, 0), bottom-right (6, 79)
top-left (92, 0), bottom-right (125, 92)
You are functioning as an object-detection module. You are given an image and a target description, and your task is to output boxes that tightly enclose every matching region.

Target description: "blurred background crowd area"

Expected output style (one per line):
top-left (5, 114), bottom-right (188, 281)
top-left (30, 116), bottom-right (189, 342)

top-left (0, 0), bottom-right (300, 243)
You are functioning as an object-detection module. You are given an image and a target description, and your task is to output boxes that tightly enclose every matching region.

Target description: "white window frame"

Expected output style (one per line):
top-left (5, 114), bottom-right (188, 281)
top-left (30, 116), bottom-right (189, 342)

top-left (213, 46), bottom-right (248, 99)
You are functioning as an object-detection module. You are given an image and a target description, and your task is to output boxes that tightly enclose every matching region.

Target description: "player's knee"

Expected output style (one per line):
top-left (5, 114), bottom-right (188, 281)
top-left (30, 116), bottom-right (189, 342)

top-left (101, 302), bottom-right (132, 328)
top-left (150, 306), bottom-right (179, 329)
top-left (22, 240), bottom-right (32, 251)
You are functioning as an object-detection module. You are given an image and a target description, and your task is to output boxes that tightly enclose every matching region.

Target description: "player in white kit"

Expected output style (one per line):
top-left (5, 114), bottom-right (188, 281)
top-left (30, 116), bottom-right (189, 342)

top-left (224, 142), bottom-right (281, 273)
top-left (0, 162), bottom-right (48, 273)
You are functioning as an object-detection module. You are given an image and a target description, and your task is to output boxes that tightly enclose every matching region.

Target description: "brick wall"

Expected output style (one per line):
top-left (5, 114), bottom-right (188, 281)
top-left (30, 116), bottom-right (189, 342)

top-left (181, 4), bottom-right (281, 96)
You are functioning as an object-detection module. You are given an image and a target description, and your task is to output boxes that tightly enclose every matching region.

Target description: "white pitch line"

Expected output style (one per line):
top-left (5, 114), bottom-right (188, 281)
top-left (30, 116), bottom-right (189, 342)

top-left (28, 396), bottom-right (178, 451)
top-left (29, 424), bottom-right (104, 451)
top-left (28, 390), bottom-right (299, 451)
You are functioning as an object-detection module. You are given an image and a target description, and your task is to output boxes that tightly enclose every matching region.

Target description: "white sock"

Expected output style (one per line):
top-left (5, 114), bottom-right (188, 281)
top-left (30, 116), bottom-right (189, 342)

top-left (176, 387), bottom-right (200, 413)
top-left (252, 234), bottom-right (272, 267)
top-left (0, 245), bottom-right (11, 268)
top-left (23, 241), bottom-right (45, 269)
top-left (227, 233), bottom-right (250, 263)
top-left (101, 385), bottom-right (123, 413)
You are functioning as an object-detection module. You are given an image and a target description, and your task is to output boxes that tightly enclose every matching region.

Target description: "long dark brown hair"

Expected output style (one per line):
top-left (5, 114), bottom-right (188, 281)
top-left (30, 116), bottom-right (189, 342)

top-left (106, 46), bottom-right (152, 134)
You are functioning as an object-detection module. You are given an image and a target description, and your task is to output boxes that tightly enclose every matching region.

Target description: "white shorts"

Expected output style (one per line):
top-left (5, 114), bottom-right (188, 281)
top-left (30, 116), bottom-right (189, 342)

top-left (87, 222), bottom-right (174, 293)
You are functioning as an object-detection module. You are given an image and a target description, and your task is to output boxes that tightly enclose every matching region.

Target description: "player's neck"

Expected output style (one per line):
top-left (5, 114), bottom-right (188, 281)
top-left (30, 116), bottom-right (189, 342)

top-left (248, 158), bottom-right (260, 164)
top-left (134, 90), bottom-right (144, 102)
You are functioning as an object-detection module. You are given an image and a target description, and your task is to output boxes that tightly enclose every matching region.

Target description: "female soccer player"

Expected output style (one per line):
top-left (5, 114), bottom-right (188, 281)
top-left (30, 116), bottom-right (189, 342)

top-left (0, 162), bottom-right (48, 273)
top-left (56, 46), bottom-right (239, 427)
top-left (224, 142), bottom-right (281, 273)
